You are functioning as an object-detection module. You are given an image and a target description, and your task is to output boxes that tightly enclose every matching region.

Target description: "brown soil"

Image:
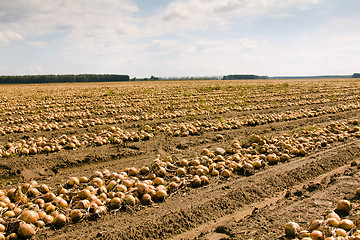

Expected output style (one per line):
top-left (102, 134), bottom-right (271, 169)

top-left (0, 79), bottom-right (359, 240)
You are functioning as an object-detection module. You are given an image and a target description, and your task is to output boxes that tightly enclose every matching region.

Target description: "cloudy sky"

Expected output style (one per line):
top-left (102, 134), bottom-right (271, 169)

top-left (1, 0), bottom-right (359, 78)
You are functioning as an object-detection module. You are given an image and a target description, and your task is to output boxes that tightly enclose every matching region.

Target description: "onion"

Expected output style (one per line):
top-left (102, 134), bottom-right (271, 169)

top-left (27, 187), bottom-right (40, 198)
top-left (325, 218), bottom-right (339, 227)
top-left (176, 168), bottom-right (187, 176)
top-left (309, 219), bottom-right (323, 231)
top-left (90, 177), bottom-right (104, 187)
top-left (0, 224), bottom-right (5, 232)
top-left (127, 167), bottom-right (138, 176)
top-left (0, 233), bottom-right (4, 240)
top-left (339, 219), bottom-right (354, 231)
top-left (122, 179), bottom-right (133, 188)
top-left (284, 221), bottom-right (300, 237)
top-left (110, 197), bottom-right (122, 209)
top-left (69, 209), bottom-right (83, 223)
top-left (45, 203), bottom-right (56, 214)
top-left (116, 184), bottom-right (127, 193)
top-left (355, 188), bottom-right (360, 197)
top-left (327, 211), bottom-right (341, 222)
top-left (75, 199), bottom-right (90, 209)
top-left (155, 189), bottom-right (167, 202)
top-left (54, 197), bottom-right (68, 208)
top-left (13, 207), bottom-right (22, 216)
top-left (309, 230), bottom-right (323, 240)
top-left (168, 182), bottom-right (178, 192)
top-left (43, 192), bottom-right (56, 202)
top-left (35, 220), bottom-right (45, 228)
top-left (191, 176), bottom-right (202, 188)
top-left (335, 228), bottom-right (347, 237)
top-left (335, 199), bottom-right (352, 214)
top-left (141, 194), bottom-right (152, 205)
top-left (34, 198), bottom-right (45, 209)
top-left (153, 177), bottom-right (165, 186)
top-left (78, 189), bottom-right (92, 199)
top-left (7, 233), bottom-right (18, 240)
top-left (124, 195), bottom-right (136, 206)
top-left (139, 167), bottom-right (150, 175)
top-left (67, 177), bottom-right (80, 187)
top-left (52, 213), bottom-right (67, 228)
top-left (79, 176), bottom-right (89, 183)
top-left (20, 210), bottom-right (39, 224)
top-left (107, 180), bottom-right (117, 191)
top-left (221, 169), bottom-right (231, 178)
top-left (200, 176), bottom-right (210, 185)
top-left (42, 214), bottom-right (54, 225)
top-left (137, 183), bottom-right (149, 195)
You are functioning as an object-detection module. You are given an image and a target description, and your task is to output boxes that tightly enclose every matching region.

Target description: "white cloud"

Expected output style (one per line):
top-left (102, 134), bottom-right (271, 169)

top-left (150, 0), bottom-right (321, 32)
top-left (0, 31), bottom-right (24, 46)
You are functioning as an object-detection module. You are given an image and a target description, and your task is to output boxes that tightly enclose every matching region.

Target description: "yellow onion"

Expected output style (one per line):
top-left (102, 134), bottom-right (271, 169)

top-left (339, 219), bottom-right (354, 231)
top-left (20, 210), bottom-right (39, 224)
top-left (335, 228), bottom-right (347, 237)
top-left (155, 189), bottom-right (167, 202)
top-left (52, 213), bottom-right (67, 228)
top-left (335, 199), bottom-right (352, 214)
top-left (17, 223), bottom-right (36, 239)
top-left (37, 184), bottom-right (49, 194)
top-left (110, 197), bottom-right (122, 209)
top-left (137, 183), bottom-right (149, 195)
top-left (309, 230), bottom-right (323, 240)
top-left (325, 218), bottom-right (339, 228)
top-left (124, 195), bottom-right (136, 206)
top-left (309, 219), bottom-right (323, 231)
top-left (67, 177), bottom-right (80, 187)
top-left (284, 221), bottom-right (301, 237)
top-left (153, 177), bottom-right (165, 186)
top-left (42, 214), bottom-right (54, 225)
top-left (141, 194), bottom-right (152, 205)
top-left (69, 209), bottom-right (83, 223)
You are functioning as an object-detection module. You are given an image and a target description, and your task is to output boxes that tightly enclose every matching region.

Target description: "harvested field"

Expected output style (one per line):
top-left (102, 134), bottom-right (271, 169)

top-left (0, 78), bottom-right (359, 239)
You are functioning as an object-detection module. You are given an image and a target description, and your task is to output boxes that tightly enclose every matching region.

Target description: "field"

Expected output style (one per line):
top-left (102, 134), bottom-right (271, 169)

top-left (0, 78), bottom-right (359, 240)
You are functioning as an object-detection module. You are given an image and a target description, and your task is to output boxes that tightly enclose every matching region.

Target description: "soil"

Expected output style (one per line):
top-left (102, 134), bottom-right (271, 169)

top-left (0, 79), bottom-right (359, 240)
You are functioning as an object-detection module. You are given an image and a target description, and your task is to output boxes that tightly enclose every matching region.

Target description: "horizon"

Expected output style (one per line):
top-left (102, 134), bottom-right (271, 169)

top-left (1, 0), bottom-right (360, 78)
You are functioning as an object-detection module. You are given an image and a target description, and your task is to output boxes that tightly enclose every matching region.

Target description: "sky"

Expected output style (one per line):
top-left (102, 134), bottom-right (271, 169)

top-left (0, 0), bottom-right (360, 78)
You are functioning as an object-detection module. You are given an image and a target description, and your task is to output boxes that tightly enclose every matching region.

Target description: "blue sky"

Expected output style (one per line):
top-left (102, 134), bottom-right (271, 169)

top-left (0, 0), bottom-right (359, 78)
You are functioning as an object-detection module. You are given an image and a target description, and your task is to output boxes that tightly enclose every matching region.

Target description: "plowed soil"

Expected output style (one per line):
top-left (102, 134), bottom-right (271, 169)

top-left (0, 79), bottom-right (359, 239)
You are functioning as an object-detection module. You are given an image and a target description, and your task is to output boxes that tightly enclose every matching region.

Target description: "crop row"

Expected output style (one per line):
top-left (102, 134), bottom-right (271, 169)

top-left (0, 101), bottom-right (359, 158)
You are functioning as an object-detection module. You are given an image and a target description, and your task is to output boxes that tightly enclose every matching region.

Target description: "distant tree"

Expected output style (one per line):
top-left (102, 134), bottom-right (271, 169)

top-left (0, 74), bottom-right (130, 84)
top-left (150, 75), bottom-right (159, 80)
top-left (222, 74), bottom-right (268, 80)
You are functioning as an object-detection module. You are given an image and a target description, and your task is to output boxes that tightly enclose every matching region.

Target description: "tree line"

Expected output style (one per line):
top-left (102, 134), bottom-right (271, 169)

top-left (222, 74), bottom-right (269, 80)
top-left (0, 74), bottom-right (130, 84)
